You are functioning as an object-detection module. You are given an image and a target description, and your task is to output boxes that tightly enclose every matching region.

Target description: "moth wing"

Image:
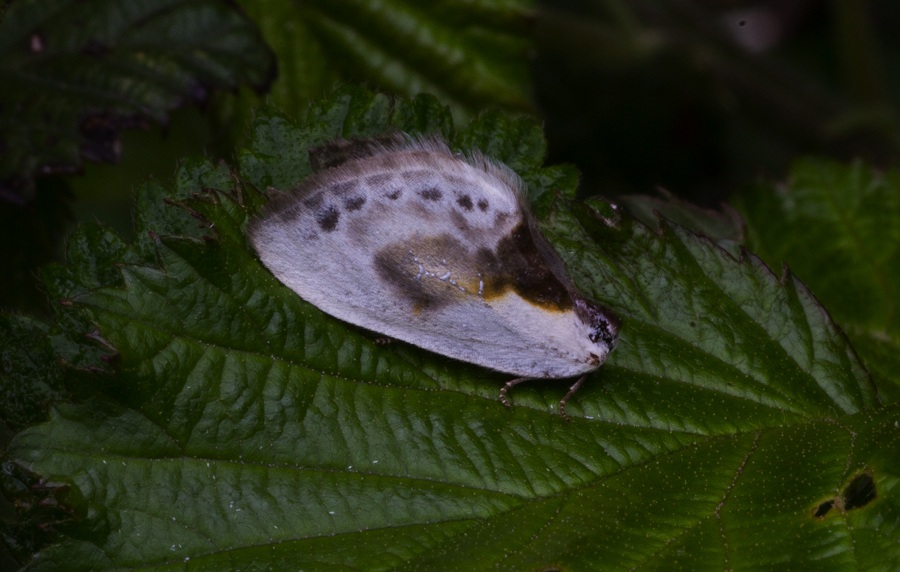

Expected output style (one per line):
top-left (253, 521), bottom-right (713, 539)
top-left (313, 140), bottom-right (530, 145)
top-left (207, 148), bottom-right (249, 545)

top-left (250, 138), bottom-right (597, 378)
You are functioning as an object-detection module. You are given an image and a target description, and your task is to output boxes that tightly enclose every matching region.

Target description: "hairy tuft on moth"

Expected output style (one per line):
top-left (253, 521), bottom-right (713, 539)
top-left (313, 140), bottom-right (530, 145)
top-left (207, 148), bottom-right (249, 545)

top-left (249, 133), bottom-right (619, 420)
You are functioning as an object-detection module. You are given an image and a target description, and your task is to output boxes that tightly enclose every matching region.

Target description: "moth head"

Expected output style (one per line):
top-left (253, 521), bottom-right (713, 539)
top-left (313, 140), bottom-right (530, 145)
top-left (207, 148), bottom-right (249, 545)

top-left (574, 297), bottom-right (620, 358)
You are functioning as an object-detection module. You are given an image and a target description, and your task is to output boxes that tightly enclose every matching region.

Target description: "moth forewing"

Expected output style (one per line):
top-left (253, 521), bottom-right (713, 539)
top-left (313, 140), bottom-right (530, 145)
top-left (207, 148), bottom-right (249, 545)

top-left (249, 134), bottom-right (619, 418)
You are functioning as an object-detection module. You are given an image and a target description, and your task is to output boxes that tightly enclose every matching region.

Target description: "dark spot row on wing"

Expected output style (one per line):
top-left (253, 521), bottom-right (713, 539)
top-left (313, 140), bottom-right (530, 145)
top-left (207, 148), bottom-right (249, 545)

top-left (344, 195), bottom-right (366, 211)
top-left (309, 169), bottom-right (497, 232)
top-left (315, 205), bottom-right (340, 232)
top-left (419, 187), bottom-right (442, 201)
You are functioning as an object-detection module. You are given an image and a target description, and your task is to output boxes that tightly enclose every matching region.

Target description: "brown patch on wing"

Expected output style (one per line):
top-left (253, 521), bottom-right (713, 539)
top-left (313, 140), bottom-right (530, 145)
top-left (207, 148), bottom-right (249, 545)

top-left (374, 235), bottom-right (473, 312)
top-left (477, 222), bottom-right (572, 311)
top-left (373, 223), bottom-right (573, 313)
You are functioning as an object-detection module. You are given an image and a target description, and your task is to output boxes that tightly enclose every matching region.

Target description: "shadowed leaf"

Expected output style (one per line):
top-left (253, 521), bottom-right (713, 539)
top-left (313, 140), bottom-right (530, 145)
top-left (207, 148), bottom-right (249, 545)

top-left (0, 0), bottom-right (276, 202)
top-left (237, 0), bottom-right (533, 119)
top-left (736, 159), bottom-right (900, 404)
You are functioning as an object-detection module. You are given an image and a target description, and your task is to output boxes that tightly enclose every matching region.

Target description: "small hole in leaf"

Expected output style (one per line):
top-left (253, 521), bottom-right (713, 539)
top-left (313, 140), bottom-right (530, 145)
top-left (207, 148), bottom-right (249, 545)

top-left (813, 499), bottom-right (834, 518)
top-left (814, 471), bottom-right (877, 519)
top-left (842, 472), bottom-right (876, 511)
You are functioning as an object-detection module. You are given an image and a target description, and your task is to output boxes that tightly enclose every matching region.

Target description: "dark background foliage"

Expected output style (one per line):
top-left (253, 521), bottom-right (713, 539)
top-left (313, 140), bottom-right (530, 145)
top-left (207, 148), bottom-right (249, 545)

top-left (5, 0), bottom-right (900, 315)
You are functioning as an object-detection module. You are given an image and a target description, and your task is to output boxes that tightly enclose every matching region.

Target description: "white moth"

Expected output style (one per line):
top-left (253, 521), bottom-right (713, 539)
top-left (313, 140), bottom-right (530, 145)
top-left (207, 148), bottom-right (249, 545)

top-left (249, 135), bottom-right (619, 418)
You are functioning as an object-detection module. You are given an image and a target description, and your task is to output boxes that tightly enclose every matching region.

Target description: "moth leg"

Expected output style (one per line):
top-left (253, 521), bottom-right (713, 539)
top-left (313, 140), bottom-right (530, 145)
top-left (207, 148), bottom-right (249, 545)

top-left (499, 377), bottom-right (533, 409)
top-left (558, 374), bottom-right (589, 423)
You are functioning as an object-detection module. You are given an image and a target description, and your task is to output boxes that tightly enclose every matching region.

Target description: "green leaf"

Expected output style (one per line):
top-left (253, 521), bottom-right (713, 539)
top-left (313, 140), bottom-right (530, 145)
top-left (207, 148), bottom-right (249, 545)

top-left (735, 159), bottom-right (900, 403)
top-left (0, 0), bottom-right (275, 201)
top-left (6, 92), bottom-right (898, 570)
top-left (237, 0), bottom-right (533, 119)
top-left (0, 315), bottom-right (66, 432)
top-left (617, 190), bottom-right (745, 256)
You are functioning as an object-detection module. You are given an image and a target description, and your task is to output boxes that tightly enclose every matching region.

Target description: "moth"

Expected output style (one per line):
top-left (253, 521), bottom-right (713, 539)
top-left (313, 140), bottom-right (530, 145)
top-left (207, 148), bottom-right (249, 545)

top-left (249, 134), bottom-right (619, 419)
